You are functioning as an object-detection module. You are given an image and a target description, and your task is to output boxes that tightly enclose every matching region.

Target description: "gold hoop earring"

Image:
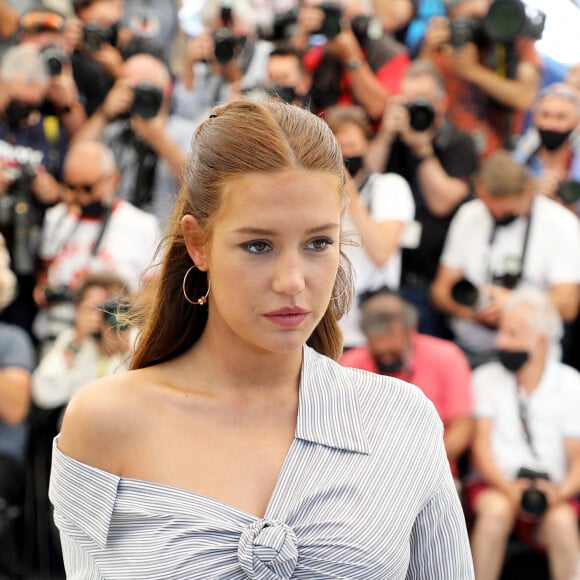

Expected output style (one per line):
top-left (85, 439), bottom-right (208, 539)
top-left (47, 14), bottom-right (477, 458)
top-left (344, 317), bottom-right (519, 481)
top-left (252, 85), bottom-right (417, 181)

top-left (330, 264), bottom-right (348, 302)
top-left (182, 265), bottom-right (210, 305)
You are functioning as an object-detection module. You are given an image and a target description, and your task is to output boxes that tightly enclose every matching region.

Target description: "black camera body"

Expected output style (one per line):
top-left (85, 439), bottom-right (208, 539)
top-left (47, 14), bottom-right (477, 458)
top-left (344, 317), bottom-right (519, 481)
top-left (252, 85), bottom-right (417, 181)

top-left (557, 180), bottom-right (580, 205)
top-left (131, 83), bottom-right (163, 119)
top-left (83, 22), bottom-right (115, 51)
top-left (44, 285), bottom-right (75, 306)
top-left (449, 0), bottom-right (545, 48)
top-left (41, 44), bottom-right (70, 77)
top-left (257, 10), bottom-right (298, 42)
top-left (317, 3), bottom-right (343, 39)
top-left (517, 467), bottom-right (550, 518)
top-left (6, 163), bottom-right (36, 199)
top-left (212, 27), bottom-right (246, 65)
top-left (405, 98), bottom-right (436, 132)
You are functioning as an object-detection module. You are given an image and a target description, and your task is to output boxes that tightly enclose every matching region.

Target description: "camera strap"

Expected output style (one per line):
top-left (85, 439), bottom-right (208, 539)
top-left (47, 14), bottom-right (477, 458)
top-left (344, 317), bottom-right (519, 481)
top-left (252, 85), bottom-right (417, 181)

top-left (516, 391), bottom-right (539, 458)
top-left (485, 202), bottom-right (533, 286)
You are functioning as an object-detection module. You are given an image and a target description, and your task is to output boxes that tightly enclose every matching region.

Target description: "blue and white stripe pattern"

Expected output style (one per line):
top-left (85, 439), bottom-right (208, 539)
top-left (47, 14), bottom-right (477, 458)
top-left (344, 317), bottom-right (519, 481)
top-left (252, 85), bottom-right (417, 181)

top-left (49, 345), bottom-right (474, 579)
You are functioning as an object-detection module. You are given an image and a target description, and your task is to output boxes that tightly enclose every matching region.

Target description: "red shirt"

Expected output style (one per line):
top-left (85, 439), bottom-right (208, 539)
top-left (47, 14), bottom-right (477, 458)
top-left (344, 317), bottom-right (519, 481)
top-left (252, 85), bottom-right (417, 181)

top-left (302, 44), bottom-right (410, 110)
top-left (340, 333), bottom-right (473, 424)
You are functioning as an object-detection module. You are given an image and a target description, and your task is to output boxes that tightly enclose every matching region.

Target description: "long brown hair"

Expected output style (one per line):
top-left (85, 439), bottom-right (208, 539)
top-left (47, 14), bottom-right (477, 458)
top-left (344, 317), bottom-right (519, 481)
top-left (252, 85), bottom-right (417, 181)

top-left (131, 99), bottom-right (352, 369)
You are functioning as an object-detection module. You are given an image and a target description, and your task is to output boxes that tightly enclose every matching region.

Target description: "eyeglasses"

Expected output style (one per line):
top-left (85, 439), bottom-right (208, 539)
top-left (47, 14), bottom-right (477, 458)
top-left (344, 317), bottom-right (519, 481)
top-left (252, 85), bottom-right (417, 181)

top-left (65, 173), bottom-right (111, 194)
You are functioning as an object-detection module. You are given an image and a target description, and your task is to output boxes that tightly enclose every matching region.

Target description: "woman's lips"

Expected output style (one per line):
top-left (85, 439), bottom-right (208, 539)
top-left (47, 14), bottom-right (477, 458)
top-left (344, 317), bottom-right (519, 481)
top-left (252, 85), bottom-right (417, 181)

top-left (263, 308), bottom-right (309, 328)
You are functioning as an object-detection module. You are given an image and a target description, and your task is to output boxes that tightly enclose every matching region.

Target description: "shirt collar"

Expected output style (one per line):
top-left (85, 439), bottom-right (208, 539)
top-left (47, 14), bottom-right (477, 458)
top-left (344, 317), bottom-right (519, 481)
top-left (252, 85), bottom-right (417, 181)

top-left (296, 345), bottom-right (370, 455)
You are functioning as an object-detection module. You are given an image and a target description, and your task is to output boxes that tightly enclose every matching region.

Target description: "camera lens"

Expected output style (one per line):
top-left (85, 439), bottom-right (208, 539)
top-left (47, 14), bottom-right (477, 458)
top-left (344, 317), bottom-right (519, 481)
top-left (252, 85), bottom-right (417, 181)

top-left (520, 486), bottom-right (548, 517)
top-left (482, 0), bottom-right (526, 43)
top-left (557, 180), bottom-right (580, 204)
top-left (406, 99), bottom-right (435, 132)
top-left (451, 278), bottom-right (479, 308)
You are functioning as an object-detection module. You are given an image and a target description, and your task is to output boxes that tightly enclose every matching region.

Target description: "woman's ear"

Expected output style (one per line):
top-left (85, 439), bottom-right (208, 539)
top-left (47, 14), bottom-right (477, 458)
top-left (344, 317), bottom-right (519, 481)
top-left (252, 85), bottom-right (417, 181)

top-left (181, 214), bottom-right (209, 271)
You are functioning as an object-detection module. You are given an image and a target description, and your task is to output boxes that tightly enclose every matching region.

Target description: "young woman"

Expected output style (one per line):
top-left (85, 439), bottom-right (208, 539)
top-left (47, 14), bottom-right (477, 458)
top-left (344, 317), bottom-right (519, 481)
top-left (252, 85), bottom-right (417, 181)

top-left (49, 100), bottom-right (474, 579)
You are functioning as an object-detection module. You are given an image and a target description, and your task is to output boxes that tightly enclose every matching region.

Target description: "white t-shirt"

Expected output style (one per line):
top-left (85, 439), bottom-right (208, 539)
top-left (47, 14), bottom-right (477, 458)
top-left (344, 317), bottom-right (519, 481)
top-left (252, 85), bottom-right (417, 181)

top-left (40, 199), bottom-right (161, 293)
top-left (440, 195), bottom-right (580, 353)
top-left (472, 360), bottom-right (580, 483)
top-left (340, 172), bottom-right (415, 347)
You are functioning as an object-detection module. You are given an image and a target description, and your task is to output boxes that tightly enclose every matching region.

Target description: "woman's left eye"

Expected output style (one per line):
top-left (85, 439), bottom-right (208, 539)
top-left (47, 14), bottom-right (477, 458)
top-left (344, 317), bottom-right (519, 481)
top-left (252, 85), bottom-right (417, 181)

top-left (306, 237), bottom-right (333, 251)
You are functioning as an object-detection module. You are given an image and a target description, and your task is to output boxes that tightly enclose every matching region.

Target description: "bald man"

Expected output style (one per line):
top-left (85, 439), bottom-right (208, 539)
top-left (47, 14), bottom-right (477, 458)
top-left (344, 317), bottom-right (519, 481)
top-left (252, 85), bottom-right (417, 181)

top-left (32, 140), bottom-right (160, 346)
top-left (72, 52), bottom-right (199, 224)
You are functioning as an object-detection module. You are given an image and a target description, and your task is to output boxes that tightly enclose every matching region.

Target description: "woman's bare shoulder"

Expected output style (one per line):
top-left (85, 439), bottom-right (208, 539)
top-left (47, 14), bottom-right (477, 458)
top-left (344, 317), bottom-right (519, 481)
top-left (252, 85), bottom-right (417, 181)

top-left (58, 367), bottom-right (164, 475)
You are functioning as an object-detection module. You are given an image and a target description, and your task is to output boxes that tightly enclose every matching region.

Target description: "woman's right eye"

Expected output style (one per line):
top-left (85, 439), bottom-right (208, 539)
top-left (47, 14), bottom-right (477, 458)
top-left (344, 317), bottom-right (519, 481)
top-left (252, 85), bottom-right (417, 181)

top-left (242, 241), bottom-right (272, 254)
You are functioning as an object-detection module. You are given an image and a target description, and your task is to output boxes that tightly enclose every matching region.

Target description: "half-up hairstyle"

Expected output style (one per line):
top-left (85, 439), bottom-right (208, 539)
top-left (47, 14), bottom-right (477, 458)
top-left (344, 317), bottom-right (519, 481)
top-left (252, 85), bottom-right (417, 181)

top-left (131, 99), bottom-right (352, 369)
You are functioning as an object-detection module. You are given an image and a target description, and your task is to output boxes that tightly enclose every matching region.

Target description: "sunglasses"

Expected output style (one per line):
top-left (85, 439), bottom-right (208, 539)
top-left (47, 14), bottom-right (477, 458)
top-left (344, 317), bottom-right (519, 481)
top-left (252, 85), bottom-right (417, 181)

top-left (65, 173), bottom-right (111, 194)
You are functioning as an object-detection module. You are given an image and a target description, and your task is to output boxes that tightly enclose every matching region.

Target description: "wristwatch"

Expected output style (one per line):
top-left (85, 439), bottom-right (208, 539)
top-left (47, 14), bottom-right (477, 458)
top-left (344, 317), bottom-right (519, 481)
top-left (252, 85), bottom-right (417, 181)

top-left (344, 58), bottom-right (363, 71)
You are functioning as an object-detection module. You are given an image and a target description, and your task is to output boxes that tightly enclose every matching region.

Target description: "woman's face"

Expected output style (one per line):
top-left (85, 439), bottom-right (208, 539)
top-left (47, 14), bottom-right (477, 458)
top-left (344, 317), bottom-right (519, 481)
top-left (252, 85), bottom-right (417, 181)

top-left (194, 168), bottom-right (343, 355)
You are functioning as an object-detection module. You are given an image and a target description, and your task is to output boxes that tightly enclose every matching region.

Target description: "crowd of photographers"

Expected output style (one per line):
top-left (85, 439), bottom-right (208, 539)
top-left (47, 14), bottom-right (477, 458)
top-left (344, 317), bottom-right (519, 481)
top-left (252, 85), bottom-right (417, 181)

top-left (0, 0), bottom-right (580, 577)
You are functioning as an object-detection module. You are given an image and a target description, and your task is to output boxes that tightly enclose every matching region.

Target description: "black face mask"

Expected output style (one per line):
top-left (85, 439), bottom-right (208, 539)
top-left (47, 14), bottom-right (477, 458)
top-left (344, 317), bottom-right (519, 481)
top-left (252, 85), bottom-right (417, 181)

top-left (344, 155), bottom-right (364, 177)
top-left (538, 128), bottom-right (573, 152)
top-left (4, 99), bottom-right (37, 126)
top-left (375, 356), bottom-right (405, 375)
top-left (498, 349), bottom-right (529, 373)
top-left (493, 213), bottom-right (519, 227)
top-left (269, 85), bottom-right (296, 104)
top-left (80, 200), bottom-right (109, 218)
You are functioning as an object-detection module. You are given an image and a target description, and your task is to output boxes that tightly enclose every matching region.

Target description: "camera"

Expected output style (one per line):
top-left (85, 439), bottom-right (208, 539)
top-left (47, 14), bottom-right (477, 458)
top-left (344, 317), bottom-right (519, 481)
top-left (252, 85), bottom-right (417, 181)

top-left (405, 98), bottom-right (436, 132)
top-left (350, 14), bottom-right (382, 50)
top-left (101, 298), bottom-right (130, 331)
top-left (257, 10), bottom-right (298, 42)
top-left (449, 0), bottom-right (545, 48)
top-left (44, 285), bottom-right (74, 306)
top-left (131, 83), bottom-right (163, 119)
top-left (451, 278), bottom-right (480, 308)
top-left (557, 180), bottom-right (580, 205)
top-left (317, 3), bottom-right (343, 39)
top-left (517, 467), bottom-right (550, 518)
top-left (41, 44), bottom-right (70, 76)
top-left (212, 27), bottom-right (245, 64)
top-left (83, 22), bottom-right (115, 51)
top-left (5, 163), bottom-right (36, 199)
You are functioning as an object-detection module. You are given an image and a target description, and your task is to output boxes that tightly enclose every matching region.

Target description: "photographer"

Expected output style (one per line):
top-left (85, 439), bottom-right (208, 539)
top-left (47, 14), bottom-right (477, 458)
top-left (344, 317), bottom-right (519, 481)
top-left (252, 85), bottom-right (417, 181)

top-left (514, 83), bottom-right (580, 215)
top-left (72, 53), bottom-right (197, 223)
top-left (0, 44), bottom-right (68, 335)
top-left (294, 0), bottom-right (410, 120)
top-left (68, 0), bottom-right (135, 116)
top-left (469, 290), bottom-right (580, 580)
top-left (174, 0), bottom-right (273, 121)
top-left (418, 0), bottom-right (542, 158)
top-left (18, 8), bottom-right (87, 137)
top-left (32, 272), bottom-right (131, 412)
top-left (341, 286), bottom-right (473, 478)
top-left (366, 61), bottom-right (478, 337)
top-left (33, 141), bottom-right (160, 346)
top-left (325, 105), bottom-right (414, 349)
top-left (431, 151), bottom-right (580, 368)
top-left (0, 319), bottom-right (34, 576)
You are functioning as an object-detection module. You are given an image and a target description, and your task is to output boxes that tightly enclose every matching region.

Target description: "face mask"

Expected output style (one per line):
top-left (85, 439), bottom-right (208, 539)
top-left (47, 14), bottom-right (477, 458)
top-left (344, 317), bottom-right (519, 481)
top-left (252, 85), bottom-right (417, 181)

top-left (80, 200), bottom-right (108, 218)
top-left (375, 356), bottom-right (405, 375)
top-left (4, 99), bottom-right (36, 126)
top-left (269, 85), bottom-right (296, 104)
top-left (498, 349), bottom-right (529, 373)
top-left (344, 155), bottom-right (364, 177)
top-left (538, 128), bottom-right (572, 152)
top-left (493, 213), bottom-right (519, 227)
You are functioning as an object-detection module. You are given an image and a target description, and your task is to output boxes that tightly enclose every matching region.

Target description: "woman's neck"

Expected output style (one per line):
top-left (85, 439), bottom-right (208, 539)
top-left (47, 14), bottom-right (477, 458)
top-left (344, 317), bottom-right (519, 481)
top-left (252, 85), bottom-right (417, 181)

top-left (183, 327), bottom-right (304, 397)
